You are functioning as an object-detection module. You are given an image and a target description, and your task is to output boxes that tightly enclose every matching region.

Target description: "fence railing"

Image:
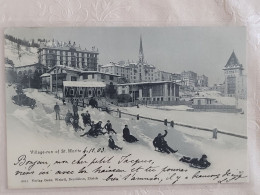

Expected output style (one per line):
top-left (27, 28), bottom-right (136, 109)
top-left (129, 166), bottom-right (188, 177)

top-left (111, 109), bottom-right (247, 140)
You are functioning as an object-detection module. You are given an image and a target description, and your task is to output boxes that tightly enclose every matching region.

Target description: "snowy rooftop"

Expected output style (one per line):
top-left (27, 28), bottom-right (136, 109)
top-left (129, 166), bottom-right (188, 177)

top-left (117, 81), bottom-right (179, 86)
top-left (40, 73), bottom-right (51, 77)
top-left (63, 81), bottom-right (106, 88)
top-left (191, 97), bottom-right (216, 100)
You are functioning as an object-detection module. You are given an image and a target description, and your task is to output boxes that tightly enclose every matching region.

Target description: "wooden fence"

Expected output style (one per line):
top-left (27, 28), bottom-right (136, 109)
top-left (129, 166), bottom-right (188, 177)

top-left (111, 109), bottom-right (247, 140)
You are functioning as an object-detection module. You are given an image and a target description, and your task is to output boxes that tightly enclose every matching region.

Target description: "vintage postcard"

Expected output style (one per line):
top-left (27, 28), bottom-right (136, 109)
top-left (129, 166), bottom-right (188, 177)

top-left (4, 27), bottom-right (248, 189)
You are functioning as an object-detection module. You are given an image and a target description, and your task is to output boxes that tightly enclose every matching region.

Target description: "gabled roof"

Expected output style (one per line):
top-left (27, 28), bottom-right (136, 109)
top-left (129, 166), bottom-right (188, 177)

top-left (225, 51), bottom-right (242, 68)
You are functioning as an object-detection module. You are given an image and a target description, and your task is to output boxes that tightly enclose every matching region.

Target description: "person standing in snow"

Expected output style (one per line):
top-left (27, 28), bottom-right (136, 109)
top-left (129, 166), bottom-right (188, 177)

top-left (108, 135), bottom-right (122, 150)
top-left (153, 130), bottom-right (178, 154)
top-left (54, 102), bottom-right (60, 120)
top-left (72, 103), bottom-right (78, 115)
top-left (104, 120), bottom-right (117, 134)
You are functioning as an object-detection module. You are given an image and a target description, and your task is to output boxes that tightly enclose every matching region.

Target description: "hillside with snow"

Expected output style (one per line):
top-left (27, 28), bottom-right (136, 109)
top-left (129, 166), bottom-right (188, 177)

top-left (5, 84), bottom-right (248, 187)
top-left (4, 39), bottom-right (38, 67)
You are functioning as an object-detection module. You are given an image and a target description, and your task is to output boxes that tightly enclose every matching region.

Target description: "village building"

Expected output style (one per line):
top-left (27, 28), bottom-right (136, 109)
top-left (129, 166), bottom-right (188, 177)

top-left (41, 65), bottom-right (120, 98)
top-left (117, 81), bottom-right (180, 103)
top-left (38, 40), bottom-right (99, 71)
top-left (99, 62), bottom-right (131, 81)
top-left (181, 71), bottom-right (198, 88)
top-left (154, 70), bottom-right (173, 81)
top-left (190, 96), bottom-right (242, 113)
top-left (15, 63), bottom-right (47, 77)
top-left (197, 75), bottom-right (208, 87)
top-left (223, 51), bottom-right (246, 99)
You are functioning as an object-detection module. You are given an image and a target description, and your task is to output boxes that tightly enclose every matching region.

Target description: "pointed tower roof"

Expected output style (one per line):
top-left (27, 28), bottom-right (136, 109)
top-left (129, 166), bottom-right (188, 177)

top-left (225, 50), bottom-right (242, 68)
top-left (139, 35), bottom-right (144, 63)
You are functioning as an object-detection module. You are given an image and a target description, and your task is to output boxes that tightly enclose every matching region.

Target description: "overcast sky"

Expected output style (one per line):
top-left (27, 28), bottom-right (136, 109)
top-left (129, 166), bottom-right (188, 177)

top-left (5, 27), bottom-right (246, 86)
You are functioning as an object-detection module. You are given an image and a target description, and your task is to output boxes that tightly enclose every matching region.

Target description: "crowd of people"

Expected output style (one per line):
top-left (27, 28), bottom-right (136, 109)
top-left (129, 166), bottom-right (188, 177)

top-left (54, 100), bottom-right (211, 169)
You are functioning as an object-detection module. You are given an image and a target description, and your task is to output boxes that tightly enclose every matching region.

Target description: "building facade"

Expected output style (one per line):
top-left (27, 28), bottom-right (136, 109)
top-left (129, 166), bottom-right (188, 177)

top-left (99, 62), bottom-right (130, 81)
top-left (38, 40), bottom-right (99, 71)
top-left (223, 51), bottom-right (246, 99)
top-left (117, 81), bottom-right (180, 103)
top-left (41, 65), bottom-right (120, 95)
top-left (181, 71), bottom-right (198, 88)
top-left (197, 75), bottom-right (208, 87)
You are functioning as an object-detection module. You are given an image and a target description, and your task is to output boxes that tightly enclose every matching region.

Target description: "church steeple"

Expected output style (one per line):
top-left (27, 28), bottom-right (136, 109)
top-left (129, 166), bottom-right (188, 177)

top-left (139, 35), bottom-right (144, 64)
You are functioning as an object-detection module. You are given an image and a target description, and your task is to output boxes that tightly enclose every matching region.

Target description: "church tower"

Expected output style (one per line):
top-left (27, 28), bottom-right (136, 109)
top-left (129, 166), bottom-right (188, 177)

top-left (138, 35), bottom-right (144, 64)
top-left (223, 51), bottom-right (246, 98)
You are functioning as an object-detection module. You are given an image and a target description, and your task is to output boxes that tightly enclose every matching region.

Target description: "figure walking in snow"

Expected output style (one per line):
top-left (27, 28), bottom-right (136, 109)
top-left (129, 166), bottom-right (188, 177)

top-left (54, 102), bottom-right (60, 120)
top-left (108, 135), bottom-right (122, 150)
top-left (104, 120), bottom-right (117, 134)
top-left (123, 125), bottom-right (138, 143)
top-left (153, 130), bottom-right (178, 154)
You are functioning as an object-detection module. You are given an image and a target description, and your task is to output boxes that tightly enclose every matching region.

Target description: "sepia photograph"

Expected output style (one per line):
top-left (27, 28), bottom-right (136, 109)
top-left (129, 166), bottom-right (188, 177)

top-left (4, 27), bottom-right (247, 189)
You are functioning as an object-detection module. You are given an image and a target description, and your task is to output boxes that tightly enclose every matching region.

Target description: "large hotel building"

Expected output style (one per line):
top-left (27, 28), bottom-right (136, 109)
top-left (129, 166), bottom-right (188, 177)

top-left (38, 40), bottom-right (99, 71)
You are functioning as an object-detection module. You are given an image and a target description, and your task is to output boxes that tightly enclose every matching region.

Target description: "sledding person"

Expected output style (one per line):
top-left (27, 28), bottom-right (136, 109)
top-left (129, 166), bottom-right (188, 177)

top-left (108, 135), bottom-right (122, 150)
top-left (94, 121), bottom-right (105, 135)
top-left (123, 125), bottom-right (138, 143)
top-left (104, 120), bottom-right (117, 134)
top-left (73, 112), bottom-right (80, 121)
top-left (72, 103), bottom-right (78, 115)
top-left (72, 118), bottom-right (84, 132)
top-left (81, 111), bottom-right (91, 127)
top-left (153, 130), bottom-right (178, 154)
top-left (80, 121), bottom-right (96, 137)
top-left (179, 154), bottom-right (211, 169)
top-left (65, 110), bottom-right (73, 125)
top-left (54, 102), bottom-right (60, 120)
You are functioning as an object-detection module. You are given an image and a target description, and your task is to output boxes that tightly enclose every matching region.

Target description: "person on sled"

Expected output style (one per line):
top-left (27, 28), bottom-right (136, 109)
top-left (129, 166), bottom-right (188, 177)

top-left (179, 154), bottom-right (211, 169)
top-left (65, 110), bottom-right (73, 125)
top-left (104, 120), bottom-right (117, 134)
top-left (108, 135), bottom-right (122, 150)
top-left (72, 118), bottom-right (84, 132)
top-left (81, 111), bottom-right (91, 127)
top-left (81, 121), bottom-right (95, 137)
top-left (153, 130), bottom-right (178, 154)
top-left (93, 121), bottom-right (105, 135)
top-left (123, 125), bottom-right (138, 143)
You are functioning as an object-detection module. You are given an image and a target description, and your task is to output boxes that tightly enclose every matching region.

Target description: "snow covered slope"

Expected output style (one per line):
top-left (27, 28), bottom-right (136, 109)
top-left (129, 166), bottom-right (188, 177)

top-left (5, 85), bottom-right (248, 187)
top-left (4, 39), bottom-right (38, 67)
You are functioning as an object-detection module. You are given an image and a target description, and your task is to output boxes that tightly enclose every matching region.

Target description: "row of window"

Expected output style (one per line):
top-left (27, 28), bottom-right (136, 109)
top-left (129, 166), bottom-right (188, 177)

top-left (43, 50), bottom-right (98, 58)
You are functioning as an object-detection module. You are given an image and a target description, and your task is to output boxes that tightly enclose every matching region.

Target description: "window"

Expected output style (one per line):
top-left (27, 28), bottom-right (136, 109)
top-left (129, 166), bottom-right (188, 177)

top-left (92, 74), bottom-right (95, 79)
top-left (89, 90), bottom-right (92, 95)
top-left (70, 89), bottom-right (74, 95)
top-left (71, 76), bottom-right (77, 81)
top-left (109, 75), bottom-right (114, 80)
top-left (79, 90), bottom-right (83, 95)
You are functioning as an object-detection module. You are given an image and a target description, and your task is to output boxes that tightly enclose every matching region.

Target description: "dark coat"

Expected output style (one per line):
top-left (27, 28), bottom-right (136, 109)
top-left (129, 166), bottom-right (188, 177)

top-left (54, 105), bottom-right (60, 112)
